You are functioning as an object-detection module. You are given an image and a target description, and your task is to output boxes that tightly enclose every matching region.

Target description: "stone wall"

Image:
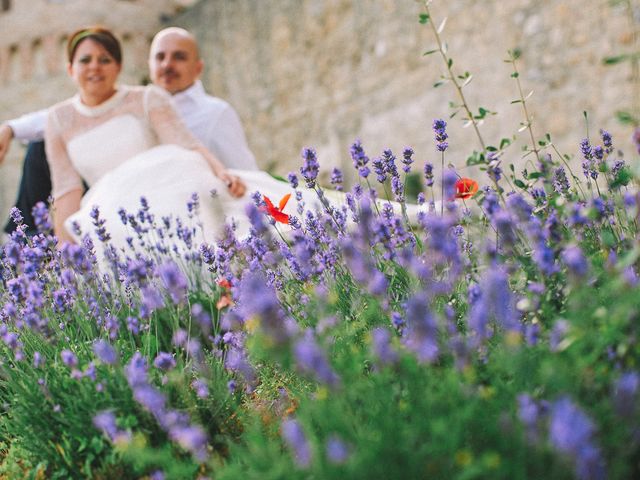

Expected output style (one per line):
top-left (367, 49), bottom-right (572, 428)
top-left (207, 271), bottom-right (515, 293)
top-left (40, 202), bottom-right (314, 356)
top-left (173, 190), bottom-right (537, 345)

top-left (1, 0), bottom-right (638, 222)
top-left (174, 0), bottom-right (638, 182)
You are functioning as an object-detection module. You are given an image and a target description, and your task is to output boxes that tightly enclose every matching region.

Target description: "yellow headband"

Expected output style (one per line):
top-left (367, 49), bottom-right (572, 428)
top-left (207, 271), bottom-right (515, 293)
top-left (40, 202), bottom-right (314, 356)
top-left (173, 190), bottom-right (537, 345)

top-left (69, 30), bottom-right (95, 58)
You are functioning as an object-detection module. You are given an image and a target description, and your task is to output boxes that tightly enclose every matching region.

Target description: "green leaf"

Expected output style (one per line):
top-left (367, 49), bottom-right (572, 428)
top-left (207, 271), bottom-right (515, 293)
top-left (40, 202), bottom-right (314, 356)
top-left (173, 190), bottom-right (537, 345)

top-left (615, 110), bottom-right (639, 125)
top-left (423, 49), bottom-right (439, 56)
top-left (527, 172), bottom-right (543, 179)
top-left (419, 13), bottom-right (430, 24)
top-left (434, 81), bottom-right (444, 88)
top-left (447, 58), bottom-right (453, 68)
top-left (511, 99), bottom-right (522, 104)
top-left (602, 54), bottom-right (629, 65)
top-left (511, 72), bottom-right (519, 78)
top-left (466, 151), bottom-right (486, 166)
top-left (610, 167), bottom-right (632, 188)
top-left (514, 179), bottom-right (527, 189)
top-left (500, 138), bottom-right (512, 149)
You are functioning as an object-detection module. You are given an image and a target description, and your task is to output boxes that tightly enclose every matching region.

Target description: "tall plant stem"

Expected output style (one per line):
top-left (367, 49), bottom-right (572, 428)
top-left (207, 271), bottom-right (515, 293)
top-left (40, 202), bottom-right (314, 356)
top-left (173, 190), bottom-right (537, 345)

top-left (507, 52), bottom-right (540, 162)
top-left (423, 1), bottom-right (486, 152)
top-left (440, 151), bottom-right (445, 216)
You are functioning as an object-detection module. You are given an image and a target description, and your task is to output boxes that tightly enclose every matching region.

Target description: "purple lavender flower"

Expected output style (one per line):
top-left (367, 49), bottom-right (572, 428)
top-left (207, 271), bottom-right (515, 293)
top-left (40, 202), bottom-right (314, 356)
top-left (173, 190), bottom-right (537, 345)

top-left (236, 272), bottom-right (298, 344)
top-left (600, 129), bottom-right (613, 154)
top-left (93, 410), bottom-right (131, 443)
top-left (487, 153), bottom-right (502, 182)
top-left (191, 379), bottom-right (209, 399)
top-left (561, 245), bottom-right (588, 278)
top-left (134, 384), bottom-right (166, 416)
top-left (156, 261), bottom-right (188, 305)
top-left (433, 119), bottom-right (449, 152)
top-left (580, 138), bottom-right (593, 160)
top-left (60, 349), bottom-right (78, 368)
top-left (326, 435), bottom-right (350, 464)
top-left (9, 207), bottom-right (23, 226)
top-left (372, 157), bottom-right (387, 183)
top-left (550, 319), bottom-right (569, 352)
top-left (553, 167), bottom-right (570, 196)
top-left (125, 352), bottom-right (148, 388)
top-left (371, 328), bottom-right (398, 365)
top-left (281, 419), bottom-right (312, 468)
top-left (402, 147), bottom-right (414, 173)
top-left (613, 371), bottom-right (639, 418)
top-left (517, 394), bottom-right (542, 443)
top-left (549, 397), bottom-right (606, 480)
top-left (506, 193), bottom-right (533, 222)
top-left (533, 241), bottom-right (559, 276)
top-left (382, 149), bottom-right (398, 178)
top-left (391, 175), bottom-right (404, 202)
top-left (424, 162), bottom-right (434, 187)
top-left (330, 167), bottom-right (343, 191)
top-left (350, 140), bottom-right (370, 178)
top-left (170, 425), bottom-right (208, 462)
top-left (126, 316), bottom-right (140, 335)
top-left (191, 303), bottom-right (211, 334)
top-left (32, 202), bottom-right (52, 233)
top-left (33, 351), bottom-right (44, 368)
top-left (611, 159), bottom-right (626, 179)
top-left (593, 145), bottom-right (604, 161)
top-left (140, 285), bottom-right (164, 318)
top-left (225, 346), bottom-right (257, 387)
top-left (443, 168), bottom-right (457, 201)
top-left (493, 210), bottom-right (517, 250)
top-left (93, 410), bottom-right (118, 439)
top-left (293, 330), bottom-right (340, 387)
top-left (300, 148), bottom-right (320, 188)
top-left (402, 295), bottom-right (439, 363)
top-left (93, 340), bottom-right (118, 365)
top-left (89, 205), bottom-right (111, 243)
top-left (287, 172), bottom-right (299, 189)
top-left (154, 352), bottom-right (176, 371)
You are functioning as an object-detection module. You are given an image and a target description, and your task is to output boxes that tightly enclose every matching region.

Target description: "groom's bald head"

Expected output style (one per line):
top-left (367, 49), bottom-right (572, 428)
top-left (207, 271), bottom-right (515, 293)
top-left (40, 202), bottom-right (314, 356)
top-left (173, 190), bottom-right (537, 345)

top-left (149, 27), bottom-right (204, 94)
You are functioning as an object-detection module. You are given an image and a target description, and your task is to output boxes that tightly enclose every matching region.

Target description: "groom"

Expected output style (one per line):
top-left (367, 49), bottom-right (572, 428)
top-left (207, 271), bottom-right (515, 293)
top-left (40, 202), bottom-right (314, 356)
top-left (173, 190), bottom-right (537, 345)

top-left (0, 27), bottom-right (258, 235)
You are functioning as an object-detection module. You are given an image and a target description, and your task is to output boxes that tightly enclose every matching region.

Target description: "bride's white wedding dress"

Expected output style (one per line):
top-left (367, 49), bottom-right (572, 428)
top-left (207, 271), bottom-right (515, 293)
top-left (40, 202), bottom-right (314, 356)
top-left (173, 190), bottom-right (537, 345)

top-left (45, 85), bottom-right (306, 255)
top-left (46, 85), bottom-right (421, 259)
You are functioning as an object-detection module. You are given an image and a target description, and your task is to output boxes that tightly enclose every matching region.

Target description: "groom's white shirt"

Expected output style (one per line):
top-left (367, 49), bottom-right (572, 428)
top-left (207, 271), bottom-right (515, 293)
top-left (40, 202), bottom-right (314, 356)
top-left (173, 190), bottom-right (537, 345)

top-left (172, 80), bottom-right (257, 170)
top-left (6, 80), bottom-right (257, 170)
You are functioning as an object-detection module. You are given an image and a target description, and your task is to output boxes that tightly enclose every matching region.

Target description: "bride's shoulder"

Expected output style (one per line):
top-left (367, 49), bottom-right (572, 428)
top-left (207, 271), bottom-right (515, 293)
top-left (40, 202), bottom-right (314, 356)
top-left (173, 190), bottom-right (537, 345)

top-left (46, 96), bottom-right (77, 127)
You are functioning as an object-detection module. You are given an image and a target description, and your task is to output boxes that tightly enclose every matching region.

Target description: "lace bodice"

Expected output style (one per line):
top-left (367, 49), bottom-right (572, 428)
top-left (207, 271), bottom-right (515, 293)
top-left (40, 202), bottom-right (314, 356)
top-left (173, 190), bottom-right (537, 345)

top-left (45, 85), bottom-right (201, 199)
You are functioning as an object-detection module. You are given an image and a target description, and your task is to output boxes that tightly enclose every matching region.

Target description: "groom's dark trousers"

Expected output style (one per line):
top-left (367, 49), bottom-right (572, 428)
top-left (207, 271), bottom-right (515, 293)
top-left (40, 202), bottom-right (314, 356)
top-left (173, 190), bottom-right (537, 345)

top-left (4, 141), bottom-right (51, 236)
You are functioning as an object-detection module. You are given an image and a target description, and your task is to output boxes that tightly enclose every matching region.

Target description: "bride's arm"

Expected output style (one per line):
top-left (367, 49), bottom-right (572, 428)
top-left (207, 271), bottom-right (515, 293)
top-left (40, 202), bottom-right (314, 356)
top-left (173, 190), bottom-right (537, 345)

top-left (45, 108), bottom-right (85, 244)
top-left (52, 189), bottom-right (83, 244)
top-left (145, 87), bottom-right (246, 197)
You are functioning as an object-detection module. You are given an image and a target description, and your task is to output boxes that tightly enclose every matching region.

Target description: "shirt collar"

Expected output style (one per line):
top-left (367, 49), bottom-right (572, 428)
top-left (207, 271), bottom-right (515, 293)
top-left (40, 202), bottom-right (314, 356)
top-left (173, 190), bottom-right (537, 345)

top-left (173, 80), bottom-right (207, 104)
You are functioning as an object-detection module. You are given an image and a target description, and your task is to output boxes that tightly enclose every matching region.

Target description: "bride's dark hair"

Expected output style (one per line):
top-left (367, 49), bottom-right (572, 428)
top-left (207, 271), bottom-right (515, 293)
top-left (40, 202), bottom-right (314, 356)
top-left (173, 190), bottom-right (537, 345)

top-left (67, 26), bottom-right (122, 65)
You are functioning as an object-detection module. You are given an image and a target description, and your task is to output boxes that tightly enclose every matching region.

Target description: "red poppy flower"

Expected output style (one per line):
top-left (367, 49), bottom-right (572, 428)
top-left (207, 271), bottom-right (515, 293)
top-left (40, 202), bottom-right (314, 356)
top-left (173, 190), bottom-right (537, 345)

top-left (217, 278), bottom-right (231, 290)
top-left (454, 178), bottom-right (479, 200)
top-left (262, 193), bottom-right (291, 224)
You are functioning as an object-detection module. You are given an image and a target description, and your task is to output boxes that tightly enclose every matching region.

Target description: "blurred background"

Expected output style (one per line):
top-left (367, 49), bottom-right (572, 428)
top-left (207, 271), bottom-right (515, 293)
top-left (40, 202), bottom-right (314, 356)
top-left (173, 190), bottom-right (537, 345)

top-left (1, 0), bottom-right (638, 218)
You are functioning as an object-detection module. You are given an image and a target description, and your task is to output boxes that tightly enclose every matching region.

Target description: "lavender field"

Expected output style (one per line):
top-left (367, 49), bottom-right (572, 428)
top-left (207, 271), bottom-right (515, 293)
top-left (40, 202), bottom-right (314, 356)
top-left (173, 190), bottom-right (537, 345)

top-left (1, 3), bottom-right (640, 479)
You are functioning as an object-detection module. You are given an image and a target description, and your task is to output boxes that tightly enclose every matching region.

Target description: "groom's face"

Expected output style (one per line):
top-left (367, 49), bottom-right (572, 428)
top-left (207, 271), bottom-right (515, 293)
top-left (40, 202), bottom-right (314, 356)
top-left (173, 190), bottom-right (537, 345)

top-left (149, 33), bottom-right (203, 95)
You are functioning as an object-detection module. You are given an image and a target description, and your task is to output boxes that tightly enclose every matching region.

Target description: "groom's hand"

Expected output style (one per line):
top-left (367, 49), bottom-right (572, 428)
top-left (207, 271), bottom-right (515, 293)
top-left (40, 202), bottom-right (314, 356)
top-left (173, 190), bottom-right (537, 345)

top-left (0, 124), bottom-right (14, 165)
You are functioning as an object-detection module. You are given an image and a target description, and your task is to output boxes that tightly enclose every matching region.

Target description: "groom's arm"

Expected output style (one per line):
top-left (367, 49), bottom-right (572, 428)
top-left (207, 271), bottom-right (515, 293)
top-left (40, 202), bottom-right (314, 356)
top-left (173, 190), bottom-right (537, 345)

top-left (0, 109), bottom-right (48, 164)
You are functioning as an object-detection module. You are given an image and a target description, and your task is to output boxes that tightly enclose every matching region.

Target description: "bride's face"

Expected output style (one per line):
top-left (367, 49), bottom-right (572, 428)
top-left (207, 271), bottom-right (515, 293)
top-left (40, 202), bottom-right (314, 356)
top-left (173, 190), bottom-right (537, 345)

top-left (68, 39), bottom-right (122, 106)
